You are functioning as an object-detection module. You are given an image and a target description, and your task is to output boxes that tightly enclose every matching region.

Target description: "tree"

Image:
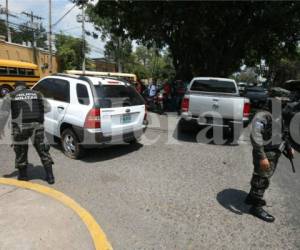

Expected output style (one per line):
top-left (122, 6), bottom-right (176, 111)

top-left (231, 68), bottom-right (259, 85)
top-left (120, 45), bottom-right (175, 81)
top-left (0, 20), bottom-right (6, 37)
top-left (55, 33), bottom-right (90, 71)
top-left (104, 35), bottom-right (132, 72)
top-left (12, 23), bottom-right (47, 48)
top-left (86, 1), bottom-right (300, 81)
top-left (135, 46), bottom-right (149, 67)
top-left (267, 48), bottom-right (300, 86)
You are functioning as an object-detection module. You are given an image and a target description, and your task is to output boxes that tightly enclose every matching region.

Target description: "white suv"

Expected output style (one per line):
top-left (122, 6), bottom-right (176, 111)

top-left (33, 74), bottom-right (147, 159)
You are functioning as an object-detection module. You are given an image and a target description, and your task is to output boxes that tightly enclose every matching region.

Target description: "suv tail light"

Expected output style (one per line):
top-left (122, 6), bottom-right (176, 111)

top-left (243, 103), bottom-right (251, 117)
top-left (84, 108), bottom-right (101, 128)
top-left (181, 97), bottom-right (189, 112)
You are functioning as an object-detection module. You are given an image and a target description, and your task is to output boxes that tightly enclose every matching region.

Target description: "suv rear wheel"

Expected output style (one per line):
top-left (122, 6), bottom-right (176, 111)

top-left (61, 128), bottom-right (84, 159)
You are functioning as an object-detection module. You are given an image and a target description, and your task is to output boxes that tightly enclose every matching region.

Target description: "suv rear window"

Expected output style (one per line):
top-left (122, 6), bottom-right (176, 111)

top-left (95, 85), bottom-right (144, 108)
top-left (77, 84), bottom-right (90, 105)
top-left (190, 80), bottom-right (237, 93)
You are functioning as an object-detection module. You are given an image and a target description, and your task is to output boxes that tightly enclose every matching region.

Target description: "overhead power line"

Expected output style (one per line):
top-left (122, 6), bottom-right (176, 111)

top-left (0, 19), bottom-right (37, 30)
top-left (22, 11), bottom-right (43, 21)
top-left (52, 4), bottom-right (76, 27)
top-left (22, 11), bottom-right (44, 63)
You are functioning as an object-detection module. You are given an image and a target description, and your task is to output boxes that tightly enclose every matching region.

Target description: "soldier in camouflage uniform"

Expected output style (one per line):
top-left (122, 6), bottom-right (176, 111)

top-left (245, 101), bottom-right (294, 222)
top-left (0, 81), bottom-right (55, 184)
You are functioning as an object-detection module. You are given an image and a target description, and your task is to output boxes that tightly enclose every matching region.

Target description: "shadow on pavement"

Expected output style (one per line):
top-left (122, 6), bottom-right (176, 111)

top-left (80, 143), bottom-right (143, 163)
top-left (173, 121), bottom-right (240, 146)
top-left (2, 164), bottom-right (47, 182)
top-left (216, 188), bottom-right (250, 215)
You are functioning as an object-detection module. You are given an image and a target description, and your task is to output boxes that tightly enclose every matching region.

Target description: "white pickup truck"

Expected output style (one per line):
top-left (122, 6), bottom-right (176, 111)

top-left (180, 77), bottom-right (250, 135)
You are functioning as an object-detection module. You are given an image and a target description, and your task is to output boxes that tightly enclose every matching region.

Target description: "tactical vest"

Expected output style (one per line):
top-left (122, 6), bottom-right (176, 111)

top-left (10, 89), bottom-right (44, 124)
top-left (262, 114), bottom-right (283, 149)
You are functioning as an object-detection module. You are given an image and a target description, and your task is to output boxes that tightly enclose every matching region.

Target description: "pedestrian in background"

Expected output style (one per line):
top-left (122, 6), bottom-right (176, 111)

top-left (175, 80), bottom-right (186, 115)
top-left (135, 80), bottom-right (146, 95)
top-left (0, 81), bottom-right (55, 184)
top-left (163, 82), bottom-right (172, 111)
top-left (148, 81), bottom-right (158, 98)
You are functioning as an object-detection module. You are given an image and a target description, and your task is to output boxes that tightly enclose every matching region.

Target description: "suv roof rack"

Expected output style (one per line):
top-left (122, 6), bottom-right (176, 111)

top-left (53, 73), bottom-right (129, 83)
top-left (51, 73), bottom-right (82, 80)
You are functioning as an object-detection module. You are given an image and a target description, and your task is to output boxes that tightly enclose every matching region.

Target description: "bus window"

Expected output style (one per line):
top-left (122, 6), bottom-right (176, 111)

top-left (0, 67), bottom-right (8, 75)
top-left (18, 68), bottom-right (26, 76)
top-left (0, 59), bottom-right (40, 97)
top-left (25, 69), bottom-right (34, 76)
top-left (9, 67), bottom-right (18, 75)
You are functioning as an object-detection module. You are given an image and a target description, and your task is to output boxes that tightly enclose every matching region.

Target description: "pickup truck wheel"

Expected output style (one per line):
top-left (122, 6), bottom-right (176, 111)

top-left (61, 128), bottom-right (84, 159)
top-left (227, 125), bottom-right (242, 145)
top-left (178, 119), bottom-right (193, 133)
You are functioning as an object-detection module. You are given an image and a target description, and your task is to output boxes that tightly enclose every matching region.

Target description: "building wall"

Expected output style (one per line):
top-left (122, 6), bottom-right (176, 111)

top-left (0, 39), bottom-right (58, 77)
top-left (94, 59), bottom-right (117, 72)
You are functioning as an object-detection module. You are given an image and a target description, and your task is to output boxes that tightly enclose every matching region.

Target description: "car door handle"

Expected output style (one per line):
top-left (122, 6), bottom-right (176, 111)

top-left (57, 106), bottom-right (64, 110)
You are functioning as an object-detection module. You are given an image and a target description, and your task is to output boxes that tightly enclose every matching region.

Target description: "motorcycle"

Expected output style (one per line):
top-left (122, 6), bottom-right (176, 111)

top-left (144, 90), bottom-right (164, 115)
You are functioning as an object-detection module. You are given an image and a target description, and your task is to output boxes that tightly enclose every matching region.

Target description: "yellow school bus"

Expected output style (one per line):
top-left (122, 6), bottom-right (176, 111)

top-left (65, 70), bottom-right (137, 83)
top-left (0, 59), bottom-right (40, 97)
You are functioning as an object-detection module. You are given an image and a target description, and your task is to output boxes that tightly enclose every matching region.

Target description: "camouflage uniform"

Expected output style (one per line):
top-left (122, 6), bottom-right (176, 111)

top-left (0, 85), bottom-right (54, 183)
top-left (12, 123), bottom-right (53, 170)
top-left (247, 111), bottom-right (282, 206)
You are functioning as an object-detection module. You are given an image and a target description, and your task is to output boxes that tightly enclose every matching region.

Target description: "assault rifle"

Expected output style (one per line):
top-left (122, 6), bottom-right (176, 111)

top-left (279, 141), bottom-right (296, 173)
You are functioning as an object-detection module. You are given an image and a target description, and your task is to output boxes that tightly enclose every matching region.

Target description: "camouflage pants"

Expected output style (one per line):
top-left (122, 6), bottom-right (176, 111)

top-left (249, 150), bottom-right (281, 206)
top-left (12, 123), bottom-right (54, 170)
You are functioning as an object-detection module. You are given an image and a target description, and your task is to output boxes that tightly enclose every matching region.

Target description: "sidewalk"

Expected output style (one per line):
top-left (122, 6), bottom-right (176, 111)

top-left (0, 180), bottom-right (110, 250)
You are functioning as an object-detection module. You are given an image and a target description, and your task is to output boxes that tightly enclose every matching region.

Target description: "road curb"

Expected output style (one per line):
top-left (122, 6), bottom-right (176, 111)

top-left (0, 178), bottom-right (113, 250)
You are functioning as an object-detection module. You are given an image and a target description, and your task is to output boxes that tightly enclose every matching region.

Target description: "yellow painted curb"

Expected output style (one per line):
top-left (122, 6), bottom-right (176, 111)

top-left (0, 178), bottom-right (113, 250)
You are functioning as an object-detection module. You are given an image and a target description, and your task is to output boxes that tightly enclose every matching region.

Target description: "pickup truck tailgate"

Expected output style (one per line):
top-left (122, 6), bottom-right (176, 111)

top-left (189, 93), bottom-right (245, 120)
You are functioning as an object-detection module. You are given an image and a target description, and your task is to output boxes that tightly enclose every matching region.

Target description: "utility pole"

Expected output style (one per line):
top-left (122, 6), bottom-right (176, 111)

top-left (82, 4), bottom-right (86, 74)
top-left (117, 37), bottom-right (122, 73)
top-left (5, 0), bottom-right (11, 42)
top-left (22, 11), bottom-right (43, 64)
top-left (48, 0), bottom-right (52, 74)
top-left (0, 2), bottom-right (17, 42)
top-left (76, 0), bottom-right (88, 73)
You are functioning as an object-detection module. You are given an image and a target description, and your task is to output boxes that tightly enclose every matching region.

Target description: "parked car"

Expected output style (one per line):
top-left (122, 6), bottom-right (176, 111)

top-left (268, 87), bottom-right (291, 108)
top-left (244, 86), bottom-right (268, 108)
top-left (32, 74), bottom-right (147, 159)
top-left (180, 77), bottom-right (250, 139)
top-left (285, 80), bottom-right (300, 101)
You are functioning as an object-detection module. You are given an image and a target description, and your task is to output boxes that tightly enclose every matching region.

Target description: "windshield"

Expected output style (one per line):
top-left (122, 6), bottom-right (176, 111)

top-left (190, 79), bottom-right (236, 93)
top-left (94, 85), bottom-right (145, 108)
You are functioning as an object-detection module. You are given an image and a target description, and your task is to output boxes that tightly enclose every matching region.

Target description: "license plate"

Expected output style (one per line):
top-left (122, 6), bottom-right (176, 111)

top-left (121, 114), bottom-right (131, 124)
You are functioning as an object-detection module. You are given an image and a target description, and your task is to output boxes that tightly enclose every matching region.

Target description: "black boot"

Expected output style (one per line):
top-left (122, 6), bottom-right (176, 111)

top-left (18, 168), bottom-right (28, 181)
top-left (44, 165), bottom-right (55, 185)
top-left (245, 194), bottom-right (266, 206)
top-left (249, 206), bottom-right (275, 223)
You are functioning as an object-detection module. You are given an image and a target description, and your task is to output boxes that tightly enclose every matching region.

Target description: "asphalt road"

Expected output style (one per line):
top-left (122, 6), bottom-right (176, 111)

top-left (0, 111), bottom-right (299, 250)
